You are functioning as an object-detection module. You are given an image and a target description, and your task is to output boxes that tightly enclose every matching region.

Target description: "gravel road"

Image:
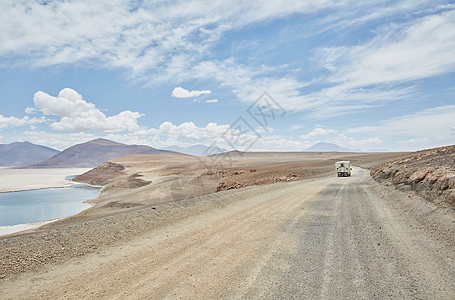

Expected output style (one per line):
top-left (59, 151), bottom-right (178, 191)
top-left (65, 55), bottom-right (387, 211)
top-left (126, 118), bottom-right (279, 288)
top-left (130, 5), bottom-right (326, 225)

top-left (1, 167), bottom-right (454, 299)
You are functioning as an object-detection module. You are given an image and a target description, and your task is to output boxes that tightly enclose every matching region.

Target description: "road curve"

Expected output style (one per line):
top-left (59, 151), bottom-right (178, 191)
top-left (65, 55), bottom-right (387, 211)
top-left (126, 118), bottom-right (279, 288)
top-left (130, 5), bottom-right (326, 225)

top-left (2, 167), bottom-right (455, 299)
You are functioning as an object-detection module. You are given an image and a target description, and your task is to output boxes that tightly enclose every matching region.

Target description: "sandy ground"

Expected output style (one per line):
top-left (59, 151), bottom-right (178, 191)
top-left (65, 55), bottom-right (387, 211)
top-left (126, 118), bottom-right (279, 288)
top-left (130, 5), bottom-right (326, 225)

top-left (0, 152), bottom-right (402, 238)
top-left (1, 167), bottom-right (454, 299)
top-left (68, 151), bottom-right (406, 223)
top-left (0, 168), bottom-right (91, 193)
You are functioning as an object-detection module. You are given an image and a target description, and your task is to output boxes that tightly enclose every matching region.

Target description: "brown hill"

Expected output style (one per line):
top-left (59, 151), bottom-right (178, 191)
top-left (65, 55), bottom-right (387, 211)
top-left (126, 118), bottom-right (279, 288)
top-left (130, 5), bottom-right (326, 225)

top-left (27, 138), bottom-right (186, 168)
top-left (0, 141), bottom-right (59, 167)
top-left (371, 145), bottom-right (455, 207)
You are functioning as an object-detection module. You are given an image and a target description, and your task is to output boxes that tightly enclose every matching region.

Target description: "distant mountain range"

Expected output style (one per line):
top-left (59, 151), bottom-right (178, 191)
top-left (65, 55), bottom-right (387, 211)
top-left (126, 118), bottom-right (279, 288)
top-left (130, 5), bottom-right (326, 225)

top-left (164, 144), bottom-right (228, 156)
top-left (304, 142), bottom-right (355, 152)
top-left (26, 138), bottom-right (185, 168)
top-left (0, 141), bottom-right (59, 167)
top-left (1, 139), bottom-right (358, 168)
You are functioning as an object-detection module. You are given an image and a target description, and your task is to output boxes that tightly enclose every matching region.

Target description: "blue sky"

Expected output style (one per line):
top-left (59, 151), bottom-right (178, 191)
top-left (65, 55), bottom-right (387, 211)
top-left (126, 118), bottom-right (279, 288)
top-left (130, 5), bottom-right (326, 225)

top-left (0, 0), bottom-right (454, 151)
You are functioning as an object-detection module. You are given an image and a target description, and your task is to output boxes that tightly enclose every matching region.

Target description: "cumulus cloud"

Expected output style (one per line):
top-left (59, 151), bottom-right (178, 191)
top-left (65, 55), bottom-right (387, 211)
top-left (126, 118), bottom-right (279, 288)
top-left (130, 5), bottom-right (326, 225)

top-left (33, 88), bottom-right (143, 133)
top-left (300, 127), bottom-right (337, 139)
top-left (0, 115), bottom-right (28, 129)
top-left (22, 130), bottom-right (97, 150)
top-left (171, 87), bottom-right (211, 98)
top-left (206, 99), bottom-right (218, 103)
top-left (152, 121), bottom-right (230, 142)
top-left (105, 121), bottom-right (260, 151)
top-left (25, 107), bottom-right (36, 114)
top-left (0, 114), bottom-right (46, 130)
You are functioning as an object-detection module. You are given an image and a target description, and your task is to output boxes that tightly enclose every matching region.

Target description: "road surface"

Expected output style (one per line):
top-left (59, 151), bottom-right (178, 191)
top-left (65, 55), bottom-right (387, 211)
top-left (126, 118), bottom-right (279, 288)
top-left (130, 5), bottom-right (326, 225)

top-left (2, 168), bottom-right (455, 299)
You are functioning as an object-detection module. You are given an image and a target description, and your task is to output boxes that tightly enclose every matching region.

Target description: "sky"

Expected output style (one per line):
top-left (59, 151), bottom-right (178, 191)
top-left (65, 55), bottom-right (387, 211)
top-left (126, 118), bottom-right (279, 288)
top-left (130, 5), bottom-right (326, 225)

top-left (0, 0), bottom-right (454, 152)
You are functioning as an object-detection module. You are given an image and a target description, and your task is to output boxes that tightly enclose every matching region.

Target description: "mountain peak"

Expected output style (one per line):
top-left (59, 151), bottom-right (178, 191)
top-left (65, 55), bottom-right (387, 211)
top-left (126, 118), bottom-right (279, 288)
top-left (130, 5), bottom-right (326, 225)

top-left (86, 138), bottom-right (124, 146)
top-left (304, 142), bottom-right (353, 152)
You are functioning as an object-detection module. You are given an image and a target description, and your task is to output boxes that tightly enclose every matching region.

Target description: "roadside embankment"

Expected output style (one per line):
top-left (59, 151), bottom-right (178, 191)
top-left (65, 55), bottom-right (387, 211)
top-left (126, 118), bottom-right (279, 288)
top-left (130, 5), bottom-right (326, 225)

top-left (371, 145), bottom-right (455, 207)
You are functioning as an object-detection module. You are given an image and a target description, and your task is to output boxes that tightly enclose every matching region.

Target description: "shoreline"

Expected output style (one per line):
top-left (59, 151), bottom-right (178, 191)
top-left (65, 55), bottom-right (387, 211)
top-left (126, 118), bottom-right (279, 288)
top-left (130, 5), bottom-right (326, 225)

top-left (0, 184), bottom-right (74, 194)
top-left (0, 189), bottom-right (98, 237)
top-left (0, 181), bottom-right (103, 194)
top-left (0, 168), bottom-right (91, 193)
top-left (0, 218), bottom-right (64, 237)
top-left (0, 168), bottom-right (99, 236)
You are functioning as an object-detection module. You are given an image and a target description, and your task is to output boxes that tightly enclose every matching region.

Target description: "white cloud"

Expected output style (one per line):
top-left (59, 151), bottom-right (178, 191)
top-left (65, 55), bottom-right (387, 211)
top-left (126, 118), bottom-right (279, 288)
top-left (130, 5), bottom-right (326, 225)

top-left (1, 1), bottom-right (452, 121)
top-left (0, 0), bottom-right (343, 79)
top-left (193, 59), bottom-right (311, 111)
top-left (22, 130), bottom-right (97, 151)
top-left (0, 115), bottom-right (28, 129)
top-left (0, 114), bottom-right (46, 130)
top-left (152, 121), bottom-right (230, 142)
top-left (206, 99), bottom-right (218, 103)
top-left (171, 87), bottom-right (211, 98)
top-left (290, 125), bottom-right (304, 131)
top-left (308, 9), bottom-right (455, 111)
top-left (143, 121), bottom-right (380, 152)
top-left (296, 126), bottom-right (382, 151)
top-left (300, 127), bottom-right (337, 139)
top-left (96, 121), bottom-right (227, 150)
top-left (346, 105), bottom-right (455, 150)
top-left (104, 121), bottom-right (261, 151)
top-left (16, 117), bottom-right (384, 152)
top-left (33, 88), bottom-right (143, 133)
top-left (327, 134), bottom-right (383, 151)
top-left (25, 107), bottom-right (36, 114)
top-left (190, 8), bottom-right (455, 118)
top-left (326, 9), bottom-right (455, 88)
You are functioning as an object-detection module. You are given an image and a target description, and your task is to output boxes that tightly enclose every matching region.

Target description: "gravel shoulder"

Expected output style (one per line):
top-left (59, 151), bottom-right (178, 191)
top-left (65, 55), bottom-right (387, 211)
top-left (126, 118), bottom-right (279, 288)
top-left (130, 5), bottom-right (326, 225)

top-left (1, 167), bottom-right (454, 299)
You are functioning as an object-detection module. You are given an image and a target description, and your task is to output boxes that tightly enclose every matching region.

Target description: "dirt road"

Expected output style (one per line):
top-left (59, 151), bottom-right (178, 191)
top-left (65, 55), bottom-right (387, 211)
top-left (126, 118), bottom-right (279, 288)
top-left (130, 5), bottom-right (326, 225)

top-left (2, 168), bottom-right (455, 299)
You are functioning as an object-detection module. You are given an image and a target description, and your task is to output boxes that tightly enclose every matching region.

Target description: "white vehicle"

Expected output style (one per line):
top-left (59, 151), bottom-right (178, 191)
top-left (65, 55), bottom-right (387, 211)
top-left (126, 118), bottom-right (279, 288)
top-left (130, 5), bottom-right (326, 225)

top-left (335, 161), bottom-right (352, 177)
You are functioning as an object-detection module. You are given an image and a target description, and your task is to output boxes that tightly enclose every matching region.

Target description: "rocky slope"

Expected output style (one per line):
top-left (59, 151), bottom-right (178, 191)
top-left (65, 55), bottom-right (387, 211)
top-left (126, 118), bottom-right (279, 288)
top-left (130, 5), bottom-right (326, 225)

top-left (371, 145), bottom-right (455, 207)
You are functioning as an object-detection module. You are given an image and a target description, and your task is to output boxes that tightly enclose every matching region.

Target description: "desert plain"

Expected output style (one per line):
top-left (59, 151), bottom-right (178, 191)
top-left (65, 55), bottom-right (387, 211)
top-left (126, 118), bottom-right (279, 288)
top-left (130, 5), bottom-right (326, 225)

top-left (1, 150), bottom-right (455, 299)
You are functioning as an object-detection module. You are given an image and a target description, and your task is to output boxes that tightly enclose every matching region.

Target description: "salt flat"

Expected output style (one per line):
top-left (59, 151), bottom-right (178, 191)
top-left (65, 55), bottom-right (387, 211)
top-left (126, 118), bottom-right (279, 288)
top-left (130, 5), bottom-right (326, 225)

top-left (0, 168), bottom-right (91, 193)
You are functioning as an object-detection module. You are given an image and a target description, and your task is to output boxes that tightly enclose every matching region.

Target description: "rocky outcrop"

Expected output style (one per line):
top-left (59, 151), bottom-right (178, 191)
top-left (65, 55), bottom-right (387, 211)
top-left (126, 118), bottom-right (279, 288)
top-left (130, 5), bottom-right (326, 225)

top-left (371, 145), bottom-right (455, 207)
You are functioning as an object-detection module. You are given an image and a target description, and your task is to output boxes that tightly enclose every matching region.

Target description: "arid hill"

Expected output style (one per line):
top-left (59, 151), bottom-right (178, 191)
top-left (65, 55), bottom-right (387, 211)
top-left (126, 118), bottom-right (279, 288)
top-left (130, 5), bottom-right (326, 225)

top-left (27, 138), bottom-right (185, 168)
top-left (0, 141), bottom-right (59, 167)
top-left (371, 145), bottom-right (455, 207)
